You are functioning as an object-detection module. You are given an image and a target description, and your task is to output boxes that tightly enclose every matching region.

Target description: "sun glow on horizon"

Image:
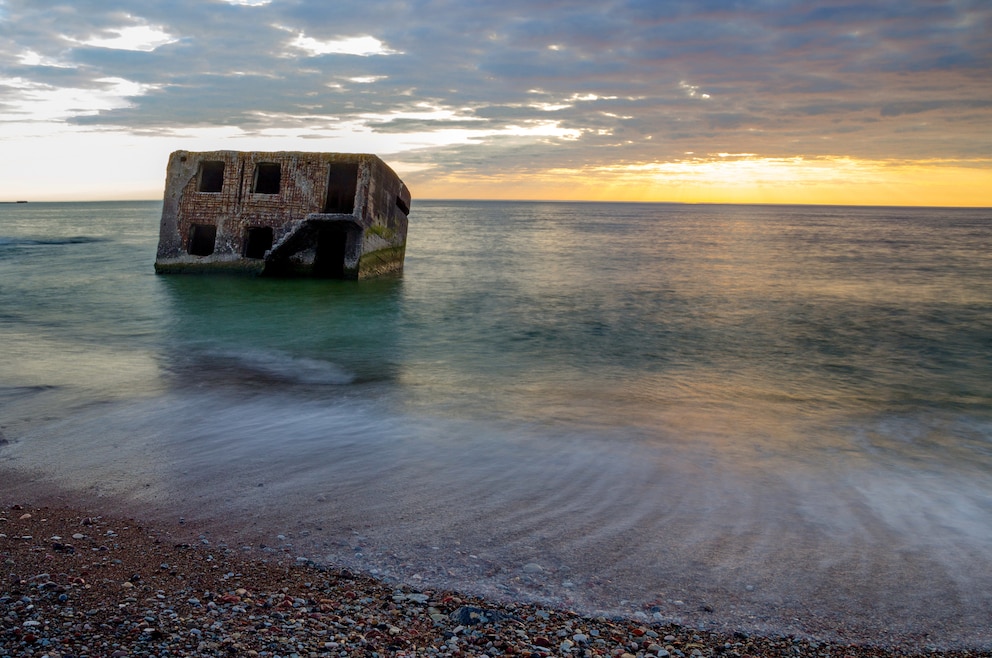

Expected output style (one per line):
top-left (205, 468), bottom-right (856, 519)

top-left (412, 155), bottom-right (992, 207)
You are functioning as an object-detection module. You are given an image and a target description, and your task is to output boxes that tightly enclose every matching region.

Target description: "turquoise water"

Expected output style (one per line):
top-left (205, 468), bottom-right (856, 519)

top-left (2, 200), bottom-right (991, 648)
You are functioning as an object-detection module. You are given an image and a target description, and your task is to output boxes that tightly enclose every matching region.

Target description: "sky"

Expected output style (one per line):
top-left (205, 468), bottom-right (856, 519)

top-left (0, 0), bottom-right (990, 206)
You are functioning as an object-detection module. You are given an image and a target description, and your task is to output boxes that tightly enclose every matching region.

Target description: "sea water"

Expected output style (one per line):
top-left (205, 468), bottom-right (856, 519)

top-left (2, 200), bottom-right (991, 648)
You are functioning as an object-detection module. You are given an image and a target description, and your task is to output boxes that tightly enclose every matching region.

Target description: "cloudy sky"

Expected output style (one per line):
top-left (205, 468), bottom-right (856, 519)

top-left (1, 0), bottom-right (989, 205)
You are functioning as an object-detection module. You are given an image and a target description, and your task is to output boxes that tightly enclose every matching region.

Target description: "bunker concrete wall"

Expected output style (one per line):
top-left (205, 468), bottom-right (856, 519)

top-left (154, 150), bottom-right (411, 278)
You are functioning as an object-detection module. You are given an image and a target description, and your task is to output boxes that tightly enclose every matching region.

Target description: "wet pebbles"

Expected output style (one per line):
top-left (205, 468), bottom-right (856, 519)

top-left (2, 505), bottom-right (987, 658)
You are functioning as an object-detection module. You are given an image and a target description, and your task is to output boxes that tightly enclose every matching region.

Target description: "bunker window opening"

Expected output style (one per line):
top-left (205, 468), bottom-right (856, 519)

top-left (324, 163), bottom-right (359, 213)
top-left (244, 227), bottom-right (274, 259)
top-left (254, 163), bottom-right (281, 194)
top-left (188, 224), bottom-right (217, 256)
top-left (198, 161), bottom-right (225, 193)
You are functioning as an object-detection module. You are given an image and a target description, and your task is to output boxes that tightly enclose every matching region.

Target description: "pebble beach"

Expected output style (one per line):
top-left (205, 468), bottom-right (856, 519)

top-left (2, 504), bottom-right (989, 658)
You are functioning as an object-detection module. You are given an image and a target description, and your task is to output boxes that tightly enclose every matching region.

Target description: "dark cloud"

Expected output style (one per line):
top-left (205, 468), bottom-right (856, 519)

top-left (880, 99), bottom-right (992, 118)
top-left (1, 0), bottom-right (990, 174)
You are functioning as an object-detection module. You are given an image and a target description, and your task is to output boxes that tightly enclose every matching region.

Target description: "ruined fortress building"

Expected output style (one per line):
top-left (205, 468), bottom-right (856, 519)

top-left (154, 151), bottom-right (411, 279)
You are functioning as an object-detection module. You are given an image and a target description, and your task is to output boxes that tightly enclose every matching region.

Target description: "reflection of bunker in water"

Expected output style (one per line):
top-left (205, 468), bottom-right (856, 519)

top-left (154, 150), bottom-right (411, 279)
top-left (158, 274), bottom-right (404, 387)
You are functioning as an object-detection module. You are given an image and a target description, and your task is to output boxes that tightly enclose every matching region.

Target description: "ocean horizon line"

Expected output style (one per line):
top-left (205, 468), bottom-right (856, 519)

top-left (3, 197), bottom-right (990, 210)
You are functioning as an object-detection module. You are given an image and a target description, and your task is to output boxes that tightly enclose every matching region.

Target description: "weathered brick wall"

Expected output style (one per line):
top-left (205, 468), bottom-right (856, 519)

top-left (175, 152), bottom-right (240, 256)
top-left (176, 152), bottom-right (329, 257)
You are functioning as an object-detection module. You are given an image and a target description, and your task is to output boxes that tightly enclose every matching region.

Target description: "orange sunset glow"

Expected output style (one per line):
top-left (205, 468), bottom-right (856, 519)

top-left (414, 156), bottom-right (992, 207)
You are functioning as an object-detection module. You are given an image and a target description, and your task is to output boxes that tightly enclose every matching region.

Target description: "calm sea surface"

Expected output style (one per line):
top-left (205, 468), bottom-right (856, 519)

top-left (2, 200), bottom-right (991, 647)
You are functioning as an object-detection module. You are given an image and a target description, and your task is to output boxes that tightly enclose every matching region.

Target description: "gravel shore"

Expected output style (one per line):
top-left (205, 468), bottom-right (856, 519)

top-left (2, 504), bottom-right (988, 658)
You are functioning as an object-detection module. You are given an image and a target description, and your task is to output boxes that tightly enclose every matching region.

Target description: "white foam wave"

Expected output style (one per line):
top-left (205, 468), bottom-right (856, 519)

top-left (197, 349), bottom-right (356, 386)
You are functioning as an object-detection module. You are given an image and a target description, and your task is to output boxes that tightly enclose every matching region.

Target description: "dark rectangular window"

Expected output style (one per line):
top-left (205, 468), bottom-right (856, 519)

top-left (395, 196), bottom-right (410, 215)
top-left (313, 228), bottom-right (349, 278)
top-left (198, 161), bottom-right (225, 192)
top-left (324, 163), bottom-right (358, 213)
top-left (254, 163), bottom-right (281, 194)
top-left (188, 224), bottom-right (217, 256)
top-left (244, 227), bottom-right (274, 259)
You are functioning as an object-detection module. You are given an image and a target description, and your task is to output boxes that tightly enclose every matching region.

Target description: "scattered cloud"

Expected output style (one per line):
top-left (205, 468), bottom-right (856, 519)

top-left (346, 76), bottom-right (381, 85)
top-left (287, 33), bottom-right (400, 57)
top-left (74, 24), bottom-right (178, 52)
top-left (0, 0), bottom-right (989, 203)
top-left (679, 81), bottom-right (711, 100)
top-left (17, 50), bottom-right (73, 68)
top-left (0, 75), bottom-right (158, 122)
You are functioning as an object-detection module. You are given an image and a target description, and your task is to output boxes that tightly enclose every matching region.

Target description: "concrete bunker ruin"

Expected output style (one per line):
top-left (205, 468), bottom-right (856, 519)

top-left (154, 150), bottom-right (411, 278)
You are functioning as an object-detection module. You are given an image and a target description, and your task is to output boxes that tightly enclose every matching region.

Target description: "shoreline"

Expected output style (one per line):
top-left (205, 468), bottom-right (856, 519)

top-left (2, 497), bottom-right (989, 657)
top-left (5, 440), bottom-right (992, 653)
